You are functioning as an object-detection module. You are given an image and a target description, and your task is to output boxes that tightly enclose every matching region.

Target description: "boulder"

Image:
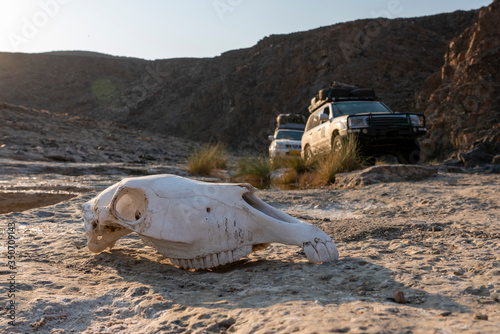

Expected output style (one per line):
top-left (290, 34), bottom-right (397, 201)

top-left (493, 155), bottom-right (500, 165)
top-left (458, 132), bottom-right (500, 167)
top-left (269, 168), bottom-right (293, 183)
top-left (334, 165), bottom-right (438, 188)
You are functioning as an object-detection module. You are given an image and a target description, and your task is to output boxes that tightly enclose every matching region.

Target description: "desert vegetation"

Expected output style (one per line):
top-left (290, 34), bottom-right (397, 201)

top-left (186, 142), bottom-right (229, 176)
top-left (190, 136), bottom-right (365, 187)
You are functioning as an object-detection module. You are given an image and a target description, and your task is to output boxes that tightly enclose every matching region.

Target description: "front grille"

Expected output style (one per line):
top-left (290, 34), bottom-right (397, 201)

top-left (369, 115), bottom-right (408, 126)
top-left (285, 144), bottom-right (301, 150)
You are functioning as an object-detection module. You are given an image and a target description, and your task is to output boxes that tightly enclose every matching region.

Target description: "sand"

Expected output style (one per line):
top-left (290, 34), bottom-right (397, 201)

top-left (1, 171), bottom-right (499, 333)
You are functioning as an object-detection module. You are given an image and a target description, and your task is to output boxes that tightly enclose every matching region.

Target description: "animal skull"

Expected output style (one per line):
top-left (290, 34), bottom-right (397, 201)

top-left (82, 174), bottom-right (338, 270)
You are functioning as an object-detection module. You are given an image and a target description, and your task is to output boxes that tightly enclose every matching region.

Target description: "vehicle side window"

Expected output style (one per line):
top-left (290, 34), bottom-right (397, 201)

top-left (305, 115), bottom-right (315, 132)
top-left (305, 111), bottom-right (318, 132)
top-left (322, 106), bottom-right (330, 118)
top-left (306, 109), bottom-right (325, 132)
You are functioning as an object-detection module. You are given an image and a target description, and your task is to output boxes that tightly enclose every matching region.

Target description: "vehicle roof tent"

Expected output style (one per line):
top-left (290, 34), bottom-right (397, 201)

top-left (308, 82), bottom-right (377, 113)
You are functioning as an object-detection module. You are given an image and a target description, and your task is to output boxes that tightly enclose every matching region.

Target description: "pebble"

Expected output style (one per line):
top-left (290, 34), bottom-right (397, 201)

top-left (473, 313), bottom-right (488, 320)
top-left (393, 291), bottom-right (406, 304)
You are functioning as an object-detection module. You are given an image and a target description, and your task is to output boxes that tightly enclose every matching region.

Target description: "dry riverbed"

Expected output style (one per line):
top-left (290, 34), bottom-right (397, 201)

top-left (1, 171), bottom-right (499, 333)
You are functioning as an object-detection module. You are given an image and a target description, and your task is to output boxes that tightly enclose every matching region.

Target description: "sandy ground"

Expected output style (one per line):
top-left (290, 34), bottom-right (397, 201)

top-left (1, 171), bottom-right (499, 333)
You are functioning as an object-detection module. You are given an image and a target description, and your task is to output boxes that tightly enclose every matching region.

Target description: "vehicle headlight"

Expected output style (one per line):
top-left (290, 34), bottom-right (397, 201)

top-left (275, 142), bottom-right (284, 149)
top-left (409, 115), bottom-right (421, 126)
top-left (348, 116), bottom-right (369, 128)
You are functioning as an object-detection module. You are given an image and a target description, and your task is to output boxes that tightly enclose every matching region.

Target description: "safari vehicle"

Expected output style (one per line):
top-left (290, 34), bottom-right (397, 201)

top-left (301, 82), bottom-right (427, 163)
top-left (269, 114), bottom-right (305, 160)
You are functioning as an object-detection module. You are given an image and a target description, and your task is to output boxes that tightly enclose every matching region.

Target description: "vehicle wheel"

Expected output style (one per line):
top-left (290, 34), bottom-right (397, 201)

top-left (397, 141), bottom-right (421, 164)
top-left (331, 135), bottom-right (344, 153)
top-left (304, 145), bottom-right (313, 161)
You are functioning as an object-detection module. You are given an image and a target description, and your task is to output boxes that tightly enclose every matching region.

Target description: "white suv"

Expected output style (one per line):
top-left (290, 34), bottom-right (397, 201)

top-left (269, 114), bottom-right (306, 160)
top-left (269, 129), bottom-right (304, 159)
top-left (301, 85), bottom-right (427, 163)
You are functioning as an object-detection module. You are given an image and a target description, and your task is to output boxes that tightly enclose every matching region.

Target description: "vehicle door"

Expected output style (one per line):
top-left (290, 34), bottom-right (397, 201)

top-left (315, 105), bottom-right (332, 154)
top-left (304, 109), bottom-right (321, 153)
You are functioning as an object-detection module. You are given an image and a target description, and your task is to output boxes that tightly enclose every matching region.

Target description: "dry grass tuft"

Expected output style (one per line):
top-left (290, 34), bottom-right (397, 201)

top-left (313, 135), bottom-right (365, 185)
top-left (187, 142), bottom-right (229, 176)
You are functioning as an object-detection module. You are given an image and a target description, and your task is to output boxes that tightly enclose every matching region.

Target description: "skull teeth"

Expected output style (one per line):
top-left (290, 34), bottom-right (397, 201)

top-left (170, 245), bottom-right (252, 270)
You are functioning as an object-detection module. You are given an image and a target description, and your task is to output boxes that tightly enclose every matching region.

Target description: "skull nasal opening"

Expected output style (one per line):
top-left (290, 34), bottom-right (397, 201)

top-left (242, 191), bottom-right (290, 222)
top-left (113, 187), bottom-right (148, 222)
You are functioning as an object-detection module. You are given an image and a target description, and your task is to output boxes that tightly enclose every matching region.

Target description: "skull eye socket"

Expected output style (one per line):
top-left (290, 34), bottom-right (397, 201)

top-left (113, 187), bottom-right (148, 222)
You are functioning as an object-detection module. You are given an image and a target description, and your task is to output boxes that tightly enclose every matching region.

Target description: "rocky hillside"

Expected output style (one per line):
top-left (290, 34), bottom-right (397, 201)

top-left (0, 6), bottom-right (495, 158)
top-left (0, 102), bottom-right (197, 163)
top-left (416, 0), bottom-right (500, 161)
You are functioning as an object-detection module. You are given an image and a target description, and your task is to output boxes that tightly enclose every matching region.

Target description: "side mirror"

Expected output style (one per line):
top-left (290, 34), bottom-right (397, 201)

top-left (268, 135), bottom-right (274, 141)
top-left (320, 113), bottom-right (329, 122)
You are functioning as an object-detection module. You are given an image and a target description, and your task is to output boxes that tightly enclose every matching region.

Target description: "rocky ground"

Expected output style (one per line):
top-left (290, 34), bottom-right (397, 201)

top-left (0, 103), bottom-right (198, 164)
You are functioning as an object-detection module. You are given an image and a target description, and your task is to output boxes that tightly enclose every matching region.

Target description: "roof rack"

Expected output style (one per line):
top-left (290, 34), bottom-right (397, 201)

top-left (275, 113), bottom-right (306, 131)
top-left (308, 83), bottom-right (377, 113)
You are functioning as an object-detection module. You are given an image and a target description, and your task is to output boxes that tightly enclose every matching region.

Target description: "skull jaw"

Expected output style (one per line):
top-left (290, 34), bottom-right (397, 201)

top-left (86, 227), bottom-right (132, 253)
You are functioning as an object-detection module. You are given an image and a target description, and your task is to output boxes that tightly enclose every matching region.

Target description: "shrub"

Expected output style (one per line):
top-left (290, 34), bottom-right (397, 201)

top-left (187, 142), bottom-right (228, 176)
top-left (286, 155), bottom-right (317, 174)
top-left (234, 135), bottom-right (364, 187)
top-left (209, 142), bottom-right (229, 169)
top-left (313, 134), bottom-right (365, 185)
top-left (235, 156), bottom-right (273, 184)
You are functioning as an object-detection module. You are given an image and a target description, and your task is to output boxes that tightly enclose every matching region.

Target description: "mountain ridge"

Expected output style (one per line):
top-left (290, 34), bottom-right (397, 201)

top-left (1, 6), bottom-right (497, 161)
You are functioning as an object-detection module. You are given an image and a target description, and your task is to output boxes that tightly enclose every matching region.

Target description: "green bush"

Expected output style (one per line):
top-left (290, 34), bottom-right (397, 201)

top-left (235, 156), bottom-right (273, 183)
top-left (286, 154), bottom-right (317, 174)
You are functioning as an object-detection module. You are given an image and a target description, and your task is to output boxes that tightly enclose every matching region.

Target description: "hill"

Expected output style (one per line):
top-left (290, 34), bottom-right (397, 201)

top-left (1, 5), bottom-right (498, 160)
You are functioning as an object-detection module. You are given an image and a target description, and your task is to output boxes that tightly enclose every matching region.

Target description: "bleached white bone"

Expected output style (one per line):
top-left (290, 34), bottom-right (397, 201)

top-left (82, 174), bottom-right (338, 270)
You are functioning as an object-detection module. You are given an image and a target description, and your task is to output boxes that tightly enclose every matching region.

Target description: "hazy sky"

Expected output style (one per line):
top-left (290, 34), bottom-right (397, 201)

top-left (0, 0), bottom-right (492, 60)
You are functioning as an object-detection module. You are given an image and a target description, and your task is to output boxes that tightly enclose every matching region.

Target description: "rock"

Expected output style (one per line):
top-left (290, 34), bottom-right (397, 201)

top-left (269, 168), bottom-right (293, 183)
top-left (457, 132), bottom-right (500, 168)
top-left (458, 149), bottom-right (495, 167)
top-left (473, 313), bottom-right (488, 321)
top-left (485, 165), bottom-right (500, 174)
top-left (437, 165), bottom-right (466, 173)
top-left (393, 291), bottom-right (406, 304)
top-left (416, 1), bottom-right (500, 161)
top-left (443, 158), bottom-right (461, 166)
top-left (334, 165), bottom-right (438, 188)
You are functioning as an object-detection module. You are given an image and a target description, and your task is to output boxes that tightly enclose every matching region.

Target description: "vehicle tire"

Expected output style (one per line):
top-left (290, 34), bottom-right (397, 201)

top-left (331, 135), bottom-right (344, 153)
top-left (304, 145), bottom-right (313, 162)
top-left (397, 140), bottom-right (421, 164)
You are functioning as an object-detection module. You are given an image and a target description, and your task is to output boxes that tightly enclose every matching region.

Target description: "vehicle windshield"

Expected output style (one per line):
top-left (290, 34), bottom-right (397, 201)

top-left (275, 130), bottom-right (303, 141)
top-left (333, 101), bottom-right (391, 116)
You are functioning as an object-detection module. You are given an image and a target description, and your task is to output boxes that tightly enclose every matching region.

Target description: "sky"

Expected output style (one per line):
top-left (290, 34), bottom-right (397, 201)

top-left (0, 0), bottom-right (493, 60)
